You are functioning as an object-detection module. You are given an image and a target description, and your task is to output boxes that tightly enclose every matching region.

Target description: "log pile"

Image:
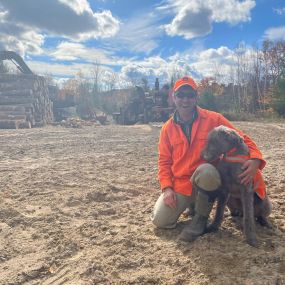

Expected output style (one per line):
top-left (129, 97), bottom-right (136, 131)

top-left (0, 73), bottom-right (54, 128)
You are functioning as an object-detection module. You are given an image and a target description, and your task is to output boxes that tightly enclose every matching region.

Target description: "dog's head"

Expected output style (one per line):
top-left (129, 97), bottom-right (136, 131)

top-left (202, 125), bottom-right (244, 162)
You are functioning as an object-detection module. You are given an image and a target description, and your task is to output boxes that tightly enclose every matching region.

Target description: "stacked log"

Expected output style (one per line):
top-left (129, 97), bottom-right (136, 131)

top-left (0, 73), bottom-right (54, 128)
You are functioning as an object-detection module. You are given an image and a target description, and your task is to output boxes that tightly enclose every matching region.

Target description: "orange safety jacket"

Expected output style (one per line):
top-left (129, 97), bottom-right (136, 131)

top-left (158, 107), bottom-right (266, 198)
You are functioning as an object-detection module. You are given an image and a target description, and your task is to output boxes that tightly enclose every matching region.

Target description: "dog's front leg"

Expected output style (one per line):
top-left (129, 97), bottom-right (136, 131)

top-left (241, 184), bottom-right (258, 247)
top-left (206, 187), bottom-right (229, 233)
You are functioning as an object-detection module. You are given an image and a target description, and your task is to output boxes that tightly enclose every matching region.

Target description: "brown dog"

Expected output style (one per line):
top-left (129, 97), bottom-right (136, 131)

top-left (201, 125), bottom-right (272, 246)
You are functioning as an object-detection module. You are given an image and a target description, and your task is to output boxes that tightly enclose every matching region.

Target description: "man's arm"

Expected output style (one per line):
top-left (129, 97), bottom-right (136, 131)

top-left (158, 126), bottom-right (179, 207)
top-left (158, 126), bottom-right (174, 190)
top-left (218, 114), bottom-right (266, 169)
top-left (218, 115), bottom-right (265, 185)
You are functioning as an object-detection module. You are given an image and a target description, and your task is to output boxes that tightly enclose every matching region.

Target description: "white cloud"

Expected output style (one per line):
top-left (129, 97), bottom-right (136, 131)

top-left (191, 57), bottom-right (234, 79)
top-left (273, 7), bottom-right (285, 15)
top-left (0, 0), bottom-right (263, 88)
top-left (0, 26), bottom-right (44, 56)
top-left (198, 46), bottom-right (234, 61)
top-left (0, 0), bottom-right (120, 39)
top-left (165, 4), bottom-right (213, 39)
top-left (120, 55), bottom-right (196, 85)
top-left (210, 0), bottom-right (255, 24)
top-left (105, 12), bottom-right (163, 54)
top-left (121, 62), bottom-right (162, 82)
top-left (26, 58), bottom-right (130, 90)
top-left (48, 42), bottom-right (114, 64)
top-left (191, 46), bottom-right (237, 80)
top-left (58, 0), bottom-right (93, 15)
top-left (160, 0), bottom-right (255, 39)
top-left (119, 49), bottom-right (236, 86)
top-left (43, 45), bottom-right (238, 85)
top-left (26, 60), bottom-right (82, 77)
top-left (22, 44), bottom-right (249, 87)
top-left (264, 26), bottom-right (285, 41)
top-left (26, 59), bottom-right (112, 79)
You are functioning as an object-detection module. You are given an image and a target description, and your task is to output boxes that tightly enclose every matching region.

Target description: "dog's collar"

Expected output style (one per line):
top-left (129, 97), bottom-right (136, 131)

top-left (222, 148), bottom-right (249, 163)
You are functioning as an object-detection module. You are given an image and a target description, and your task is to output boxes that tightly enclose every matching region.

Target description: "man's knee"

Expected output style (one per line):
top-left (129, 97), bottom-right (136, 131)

top-left (151, 207), bottom-right (177, 229)
top-left (151, 213), bottom-right (176, 229)
top-left (191, 163), bottom-right (221, 191)
top-left (151, 193), bottom-right (189, 229)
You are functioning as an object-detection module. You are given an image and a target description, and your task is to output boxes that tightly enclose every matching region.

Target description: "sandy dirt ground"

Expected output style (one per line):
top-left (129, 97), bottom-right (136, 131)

top-left (0, 121), bottom-right (284, 285)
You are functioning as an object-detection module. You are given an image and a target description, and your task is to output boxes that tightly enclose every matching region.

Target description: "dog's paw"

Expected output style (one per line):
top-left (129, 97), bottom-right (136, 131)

top-left (205, 223), bottom-right (219, 233)
top-left (230, 209), bottom-right (243, 217)
top-left (246, 237), bottom-right (258, 247)
top-left (256, 216), bottom-right (273, 229)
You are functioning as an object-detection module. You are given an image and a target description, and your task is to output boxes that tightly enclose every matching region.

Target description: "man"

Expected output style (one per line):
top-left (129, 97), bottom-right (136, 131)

top-left (151, 76), bottom-right (271, 241)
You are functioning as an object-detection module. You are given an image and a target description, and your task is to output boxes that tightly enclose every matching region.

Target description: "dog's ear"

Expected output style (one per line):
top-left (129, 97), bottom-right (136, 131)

top-left (220, 127), bottom-right (243, 146)
top-left (227, 129), bottom-right (243, 146)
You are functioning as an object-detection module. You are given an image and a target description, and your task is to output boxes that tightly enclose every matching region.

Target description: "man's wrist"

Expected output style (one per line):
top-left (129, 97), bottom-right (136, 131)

top-left (162, 187), bottom-right (173, 192)
top-left (250, 158), bottom-right (261, 166)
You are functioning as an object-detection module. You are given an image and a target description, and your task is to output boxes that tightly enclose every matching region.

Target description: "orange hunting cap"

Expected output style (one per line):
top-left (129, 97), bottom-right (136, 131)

top-left (173, 76), bottom-right (198, 92)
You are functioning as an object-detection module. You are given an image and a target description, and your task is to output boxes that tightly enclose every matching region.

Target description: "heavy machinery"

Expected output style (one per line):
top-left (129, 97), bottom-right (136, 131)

top-left (113, 81), bottom-right (174, 125)
top-left (0, 51), bottom-right (54, 128)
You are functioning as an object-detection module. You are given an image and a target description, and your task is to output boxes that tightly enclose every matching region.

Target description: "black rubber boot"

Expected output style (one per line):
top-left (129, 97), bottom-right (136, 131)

top-left (179, 188), bottom-right (219, 242)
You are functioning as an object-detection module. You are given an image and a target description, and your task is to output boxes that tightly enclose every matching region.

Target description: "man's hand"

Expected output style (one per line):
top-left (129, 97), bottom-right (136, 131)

top-left (239, 159), bottom-right (261, 185)
top-left (163, 187), bottom-right (177, 208)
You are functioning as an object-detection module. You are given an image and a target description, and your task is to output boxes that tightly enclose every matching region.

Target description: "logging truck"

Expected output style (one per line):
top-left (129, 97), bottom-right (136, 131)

top-left (0, 51), bottom-right (54, 129)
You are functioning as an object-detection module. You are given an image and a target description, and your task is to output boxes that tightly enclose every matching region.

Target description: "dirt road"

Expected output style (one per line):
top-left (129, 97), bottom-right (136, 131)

top-left (0, 121), bottom-right (284, 284)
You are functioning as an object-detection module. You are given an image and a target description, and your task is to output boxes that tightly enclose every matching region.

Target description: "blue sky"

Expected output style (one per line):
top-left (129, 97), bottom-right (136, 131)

top-left (0, 0), bottom-right (284, 87)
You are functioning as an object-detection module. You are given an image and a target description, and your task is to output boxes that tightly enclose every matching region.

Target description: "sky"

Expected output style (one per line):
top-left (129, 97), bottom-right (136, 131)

top-left (0, 0), bottom-right (284, 88)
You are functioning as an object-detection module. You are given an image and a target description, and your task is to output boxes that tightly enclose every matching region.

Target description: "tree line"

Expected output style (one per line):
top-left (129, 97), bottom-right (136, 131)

top-left (197, 40), bottom-right (285, 118)
top-left (1, 40), bottom-right (284, 118)
top-left (59, 40), bottom-right (285, 118)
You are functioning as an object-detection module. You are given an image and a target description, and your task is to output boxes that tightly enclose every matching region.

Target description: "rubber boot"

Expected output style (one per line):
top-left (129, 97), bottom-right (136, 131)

top-left (179, 188), bottom-right (218, 242)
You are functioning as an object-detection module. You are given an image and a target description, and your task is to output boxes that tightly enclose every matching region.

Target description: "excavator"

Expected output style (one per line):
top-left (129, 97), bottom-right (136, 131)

top-left (0, 50), bottom-right (33, 74)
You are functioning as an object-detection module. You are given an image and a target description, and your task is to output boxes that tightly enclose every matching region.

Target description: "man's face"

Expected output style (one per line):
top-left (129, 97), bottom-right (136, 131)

top-left (173, 86), bottom-right (197, 116)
